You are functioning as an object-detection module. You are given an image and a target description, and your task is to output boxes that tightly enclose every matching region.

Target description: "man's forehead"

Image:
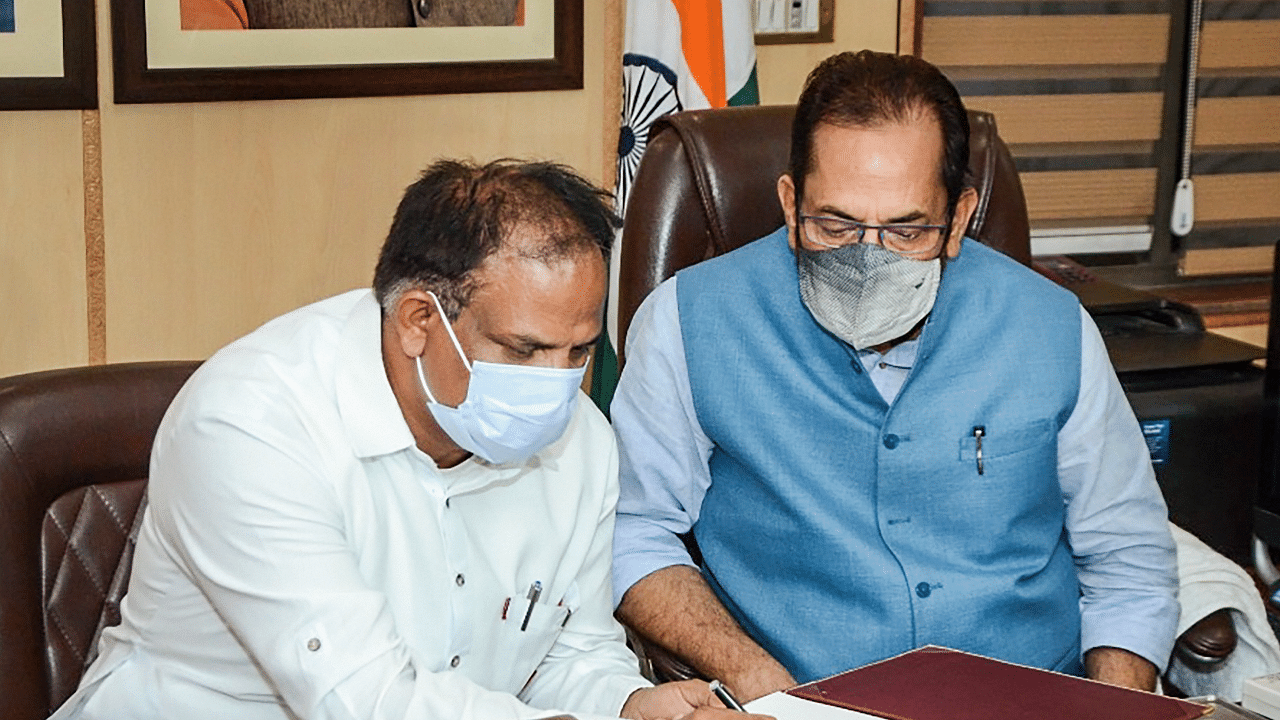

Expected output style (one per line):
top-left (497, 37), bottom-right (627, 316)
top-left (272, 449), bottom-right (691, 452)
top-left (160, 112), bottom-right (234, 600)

top-left (811, 113), bottom-right (942, 161)
top-left (805, 117), bottom-right (947, 198)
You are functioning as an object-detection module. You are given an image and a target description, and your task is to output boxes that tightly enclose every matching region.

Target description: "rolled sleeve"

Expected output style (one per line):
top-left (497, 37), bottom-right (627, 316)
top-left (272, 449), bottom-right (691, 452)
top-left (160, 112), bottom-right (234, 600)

top-left (1059, 307), bottom-right (1180, 671)
top-left (611, 277), bottom-right (714, 607)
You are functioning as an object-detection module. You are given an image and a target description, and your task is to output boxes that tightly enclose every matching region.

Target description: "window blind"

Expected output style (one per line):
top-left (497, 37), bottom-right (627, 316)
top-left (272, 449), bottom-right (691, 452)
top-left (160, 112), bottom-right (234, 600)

top-left (915, 0), bottom-right (1176, 255)
top-left (1179, 0), bottom-right (1280, 267)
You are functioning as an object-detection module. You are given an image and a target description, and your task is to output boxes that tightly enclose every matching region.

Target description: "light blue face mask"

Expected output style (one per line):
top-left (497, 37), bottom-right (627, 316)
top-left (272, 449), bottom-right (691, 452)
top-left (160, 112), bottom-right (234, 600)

top-left (415, 292), bottom-right (587, 465)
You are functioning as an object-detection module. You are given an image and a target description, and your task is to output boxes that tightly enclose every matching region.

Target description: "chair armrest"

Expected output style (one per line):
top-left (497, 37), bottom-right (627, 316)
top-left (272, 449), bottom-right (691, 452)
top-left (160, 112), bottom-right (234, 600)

top-left (1174, 608), bottom-right (1238, 671)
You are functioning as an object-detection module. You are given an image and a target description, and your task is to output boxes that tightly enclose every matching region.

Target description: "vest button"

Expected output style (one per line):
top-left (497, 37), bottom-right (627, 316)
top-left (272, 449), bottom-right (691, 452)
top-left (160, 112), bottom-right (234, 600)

top-left (915, 582), bottom-right (932, 598)
top-left (883, 434), bottom-right (899, 449)
top-left (416, 0), bottom-right (432, 19)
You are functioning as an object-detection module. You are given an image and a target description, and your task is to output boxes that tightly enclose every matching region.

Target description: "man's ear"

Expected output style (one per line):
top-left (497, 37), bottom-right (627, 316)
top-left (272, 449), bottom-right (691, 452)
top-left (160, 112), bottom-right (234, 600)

top-left (778, 174), bottom-right (798, 249)
top-left (392, 290), bottom-right (438, 358)
top-left (945, 187), bottom-right (979, 258)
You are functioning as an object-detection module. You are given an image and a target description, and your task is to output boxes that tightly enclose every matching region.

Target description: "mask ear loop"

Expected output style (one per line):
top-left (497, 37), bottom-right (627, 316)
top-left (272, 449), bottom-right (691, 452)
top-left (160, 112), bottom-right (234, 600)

top-left (416, 291), bottom-right (473, 405)
top-left (426, 291), bottom-right (473, 372)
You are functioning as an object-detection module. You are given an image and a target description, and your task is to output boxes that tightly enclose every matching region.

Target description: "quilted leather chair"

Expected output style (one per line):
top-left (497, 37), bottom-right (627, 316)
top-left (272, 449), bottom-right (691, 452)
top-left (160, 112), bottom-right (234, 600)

top-left (613, 105), bottom-right (1236, 689)
top-left (0, 361), bottom-right (199, 720)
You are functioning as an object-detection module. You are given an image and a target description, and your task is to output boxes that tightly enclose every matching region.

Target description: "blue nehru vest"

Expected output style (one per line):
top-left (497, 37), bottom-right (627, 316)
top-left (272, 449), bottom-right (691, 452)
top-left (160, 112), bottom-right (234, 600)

top-left (677, 227), bottom-right (1085, 682)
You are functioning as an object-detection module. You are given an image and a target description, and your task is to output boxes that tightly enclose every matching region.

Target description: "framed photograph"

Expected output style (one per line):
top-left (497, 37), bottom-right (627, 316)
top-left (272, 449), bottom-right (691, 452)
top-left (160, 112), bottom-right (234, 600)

top-left (110, 0), bottom-right (582, 104)
top-left (0, 0), bottom-right (98, 110)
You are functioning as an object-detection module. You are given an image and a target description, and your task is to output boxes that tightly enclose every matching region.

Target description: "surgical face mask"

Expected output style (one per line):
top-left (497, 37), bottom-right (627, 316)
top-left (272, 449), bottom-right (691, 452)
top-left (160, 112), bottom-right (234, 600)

top-left (415, 292), bottom-right (587, 465)
top-left (796, 241), bottom-right (942, 349)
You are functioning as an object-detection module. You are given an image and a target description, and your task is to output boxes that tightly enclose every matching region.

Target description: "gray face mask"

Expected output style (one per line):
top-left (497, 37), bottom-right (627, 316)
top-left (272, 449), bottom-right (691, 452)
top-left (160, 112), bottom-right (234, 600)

top-left (796, 242), bottom-right (942, 349)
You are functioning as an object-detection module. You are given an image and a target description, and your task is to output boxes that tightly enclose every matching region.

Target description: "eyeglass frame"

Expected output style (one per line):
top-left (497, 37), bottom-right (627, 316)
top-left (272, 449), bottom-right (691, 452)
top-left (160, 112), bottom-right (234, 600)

top-left (797, 214), bottom-right (952, 257)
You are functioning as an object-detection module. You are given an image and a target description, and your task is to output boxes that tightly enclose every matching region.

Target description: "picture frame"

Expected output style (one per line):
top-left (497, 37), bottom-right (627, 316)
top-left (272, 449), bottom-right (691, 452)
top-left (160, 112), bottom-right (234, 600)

top-left (110, 0), bottom-right (583, 104)
top-left (0, 0), bottom-right (98, 110)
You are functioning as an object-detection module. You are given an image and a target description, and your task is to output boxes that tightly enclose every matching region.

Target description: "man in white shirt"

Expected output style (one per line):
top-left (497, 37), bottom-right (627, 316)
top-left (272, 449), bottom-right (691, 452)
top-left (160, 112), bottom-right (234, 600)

top-left (52, 160), bottom-right (753, 720)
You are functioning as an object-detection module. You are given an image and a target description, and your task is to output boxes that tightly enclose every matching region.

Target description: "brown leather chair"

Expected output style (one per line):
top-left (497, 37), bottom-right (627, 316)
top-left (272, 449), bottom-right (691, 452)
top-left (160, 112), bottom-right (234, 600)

top-left (0, 361), bottom-right (199, 720)
top-left (613, 104), bottom-right (1236, 688)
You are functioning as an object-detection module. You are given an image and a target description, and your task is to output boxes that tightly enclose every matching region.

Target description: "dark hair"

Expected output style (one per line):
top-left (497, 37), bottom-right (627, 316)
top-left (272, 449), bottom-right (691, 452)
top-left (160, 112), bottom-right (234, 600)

top-left (373, 158), bottom-right (619, 318)
top-left (789, 50), bottom-right (970, 225)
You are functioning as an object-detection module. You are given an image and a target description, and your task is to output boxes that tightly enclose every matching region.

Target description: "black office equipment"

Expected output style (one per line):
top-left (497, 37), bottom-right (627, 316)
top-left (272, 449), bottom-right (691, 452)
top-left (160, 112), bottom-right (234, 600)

top-left (1253, 242), bottom-right (1280, 552)
top-left (1036, 255), bottom-right (1267, 565)
top-left (1034, 255), bottom-right (1264, 374)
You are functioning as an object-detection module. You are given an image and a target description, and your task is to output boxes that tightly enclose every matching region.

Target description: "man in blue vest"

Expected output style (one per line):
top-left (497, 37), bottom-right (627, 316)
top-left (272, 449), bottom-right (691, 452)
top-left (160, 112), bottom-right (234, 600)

top-left (610, 50), bottom-right (1179, 702)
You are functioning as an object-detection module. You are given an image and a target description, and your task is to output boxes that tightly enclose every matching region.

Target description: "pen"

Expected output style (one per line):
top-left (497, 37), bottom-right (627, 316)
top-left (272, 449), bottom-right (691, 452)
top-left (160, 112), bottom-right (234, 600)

top-left (709, 679), bottom-right (745, 712)
top-left (972, 425), bottom-right (985, 475)
top-left (520, 581), bottom-right (541, 631)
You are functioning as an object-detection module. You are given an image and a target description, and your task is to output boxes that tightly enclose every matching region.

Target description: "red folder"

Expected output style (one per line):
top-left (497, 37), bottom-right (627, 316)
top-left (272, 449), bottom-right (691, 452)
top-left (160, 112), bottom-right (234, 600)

top-left (787, 646), bottom-right (1210, 720)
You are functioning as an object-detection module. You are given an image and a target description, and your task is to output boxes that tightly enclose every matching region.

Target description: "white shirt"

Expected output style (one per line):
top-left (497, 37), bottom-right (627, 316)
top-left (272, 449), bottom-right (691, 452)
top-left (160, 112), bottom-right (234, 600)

top-left (611, 275), bottom-right (1180, 671)
top-left (54, 289), bottom-right (649, 720)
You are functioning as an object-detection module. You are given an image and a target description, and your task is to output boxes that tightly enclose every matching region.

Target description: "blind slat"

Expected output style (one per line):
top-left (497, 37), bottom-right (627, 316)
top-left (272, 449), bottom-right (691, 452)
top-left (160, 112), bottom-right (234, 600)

top-left (1200, 20), bottom-right (1280, 70)
top-left (966, 93), bottom-right (1164, 145)
top-left (1196, 173), bottom-right (1280, 223)
top-left (922, 16), bottom-right (1170, 67)
top-left (1196, 97), bottom-right (1280, 147)
top-left (1018, 167), bottom-right (1162, 220)
top-left (1021, 169), bottom-right (1157, 221)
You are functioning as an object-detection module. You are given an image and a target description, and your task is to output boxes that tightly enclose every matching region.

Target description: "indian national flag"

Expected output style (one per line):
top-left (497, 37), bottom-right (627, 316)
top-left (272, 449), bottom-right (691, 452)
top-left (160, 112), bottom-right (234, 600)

top-left (591, 0), bottom-right (759, 413)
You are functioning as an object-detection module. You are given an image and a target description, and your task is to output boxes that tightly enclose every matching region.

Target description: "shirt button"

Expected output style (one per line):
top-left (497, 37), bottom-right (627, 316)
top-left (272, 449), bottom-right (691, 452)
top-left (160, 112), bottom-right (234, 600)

top-left (883, 434), bottom-right (899, 449)
top-left (307, 638), bottom-right (321, 651)
top-left (455, 573), bottom-right (465, 587)
top-left (916, 582), bottom-right (932, 598)
top-left (450, 655), bottom-right (461, 668)
top-left (444, 498), bottom-right (451, 509)
top-left (416, 0), bottom-right (432, 18)
top-left (879, 362), bottom-right (888, 369)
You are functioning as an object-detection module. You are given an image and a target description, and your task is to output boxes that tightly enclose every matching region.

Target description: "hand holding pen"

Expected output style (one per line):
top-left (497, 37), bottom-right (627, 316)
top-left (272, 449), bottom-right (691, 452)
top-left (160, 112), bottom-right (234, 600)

top-left (619, 679), bottom-right (773, 719)
top-left (708, 680), bottom-right (745, 711)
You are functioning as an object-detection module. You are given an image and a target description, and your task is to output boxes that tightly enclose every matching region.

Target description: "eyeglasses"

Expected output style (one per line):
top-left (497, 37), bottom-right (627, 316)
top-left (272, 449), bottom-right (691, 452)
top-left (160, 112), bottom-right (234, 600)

top-left (799, 215), bottom-right (949, 256)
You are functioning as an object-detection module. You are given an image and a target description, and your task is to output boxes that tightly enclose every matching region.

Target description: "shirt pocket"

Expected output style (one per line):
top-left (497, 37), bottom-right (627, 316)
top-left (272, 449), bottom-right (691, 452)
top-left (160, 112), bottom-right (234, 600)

top-left (486, 583), bottom-right (575, 696)
top-left (957, 419), bottom-right (1055, 473)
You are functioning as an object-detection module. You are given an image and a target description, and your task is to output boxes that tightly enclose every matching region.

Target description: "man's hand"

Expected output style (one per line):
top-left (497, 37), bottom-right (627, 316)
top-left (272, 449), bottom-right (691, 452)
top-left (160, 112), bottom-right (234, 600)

top-left (620, 681), bottom-right (775, 720)
top-left (1084, 646), bottom-right (1159, 691)
top-left (617, 566), bottom-right (796, 702)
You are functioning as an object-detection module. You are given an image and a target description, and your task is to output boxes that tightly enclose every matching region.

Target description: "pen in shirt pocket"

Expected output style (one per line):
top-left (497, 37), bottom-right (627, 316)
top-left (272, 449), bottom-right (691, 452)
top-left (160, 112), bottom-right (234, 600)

top-left (520, 581), bottom-right (541, 631)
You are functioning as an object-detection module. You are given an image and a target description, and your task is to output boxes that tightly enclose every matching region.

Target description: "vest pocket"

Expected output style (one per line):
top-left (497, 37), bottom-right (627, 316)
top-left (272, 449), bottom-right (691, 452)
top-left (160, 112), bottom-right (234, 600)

top-left (957, 419), bottom-right (1054, 465)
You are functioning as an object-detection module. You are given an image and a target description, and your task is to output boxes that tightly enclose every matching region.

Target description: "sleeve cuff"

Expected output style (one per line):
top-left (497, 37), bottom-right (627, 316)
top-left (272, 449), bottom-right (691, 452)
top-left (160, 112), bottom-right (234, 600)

top-left (1080, 595), bottom-right (1181, 673)
top-left (612, 517), bottom-right (698, 608)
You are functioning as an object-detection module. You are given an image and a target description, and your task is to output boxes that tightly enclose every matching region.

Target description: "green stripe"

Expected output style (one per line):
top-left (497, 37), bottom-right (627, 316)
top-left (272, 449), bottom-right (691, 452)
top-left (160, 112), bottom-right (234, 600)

top-left (589, 333), bottom-right (619, 419)
top-left (728, 65), bottom-right (760, 107)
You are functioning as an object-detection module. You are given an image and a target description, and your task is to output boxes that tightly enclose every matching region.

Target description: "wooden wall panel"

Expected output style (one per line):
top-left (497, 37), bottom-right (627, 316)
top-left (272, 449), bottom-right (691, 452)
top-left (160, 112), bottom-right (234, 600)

top-left (0, 112), bottom-right (89, 377)
top-left (755, 2), bottom-right (898, 105)
top-left (102, 3), bottom-right (615, 363)
top-left (3, 0), bottom-right (905, 376)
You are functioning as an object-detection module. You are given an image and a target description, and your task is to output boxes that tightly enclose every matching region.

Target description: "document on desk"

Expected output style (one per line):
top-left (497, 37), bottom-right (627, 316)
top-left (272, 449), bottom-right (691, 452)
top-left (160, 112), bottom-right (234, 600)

top-left (749, 646), bottom-right (1211, 720)
top-left (746, 691), bottom-right (881, 719)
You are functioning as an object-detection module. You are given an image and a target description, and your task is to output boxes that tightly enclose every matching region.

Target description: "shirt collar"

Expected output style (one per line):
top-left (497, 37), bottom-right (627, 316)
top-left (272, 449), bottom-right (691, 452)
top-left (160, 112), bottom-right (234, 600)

top-left (857, 336), bottom-right (921, 369)
top-left (335, 291), bottom-right (417, 459)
